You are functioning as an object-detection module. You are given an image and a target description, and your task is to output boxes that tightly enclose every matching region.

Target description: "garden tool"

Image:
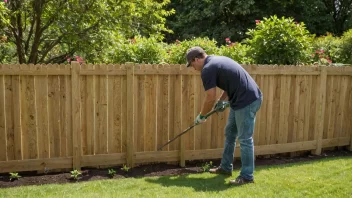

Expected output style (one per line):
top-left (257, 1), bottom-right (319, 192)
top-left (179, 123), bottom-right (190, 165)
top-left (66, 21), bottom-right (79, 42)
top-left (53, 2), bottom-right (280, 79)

top-left (157, 101), bottom-right (230, 151)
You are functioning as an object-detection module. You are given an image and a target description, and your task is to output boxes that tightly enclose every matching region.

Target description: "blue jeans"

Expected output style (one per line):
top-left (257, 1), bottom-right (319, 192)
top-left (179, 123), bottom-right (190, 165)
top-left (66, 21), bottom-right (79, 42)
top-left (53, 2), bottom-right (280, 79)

top-left (220, 97), bottom-right (262, 180)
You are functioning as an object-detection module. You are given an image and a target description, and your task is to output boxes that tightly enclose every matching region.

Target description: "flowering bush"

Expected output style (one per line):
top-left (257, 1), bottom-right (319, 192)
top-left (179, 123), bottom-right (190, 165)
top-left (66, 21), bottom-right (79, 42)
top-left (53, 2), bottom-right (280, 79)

top-left (311, 49), bottom-right (332, 65)
top-left (66, 55), bottom-right (85, 64)
top-left (246, 15), bottom-right (314, 65)
top-left (312, 33), bottom-right (341, 64)
top-left (218, 38), bottom-right (253, 64)
top-left (109, 36), bottom-right (167, 64)
top-left (165, 37), bottom-right (219, 64)
top-left (338, 29), bottom-right (352, 64)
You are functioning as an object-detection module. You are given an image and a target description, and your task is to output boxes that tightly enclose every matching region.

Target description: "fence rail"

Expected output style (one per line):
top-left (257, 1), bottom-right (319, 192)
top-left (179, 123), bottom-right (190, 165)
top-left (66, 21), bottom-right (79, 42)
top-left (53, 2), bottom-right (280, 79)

top-left (0, 63), bottom-right (351, 173)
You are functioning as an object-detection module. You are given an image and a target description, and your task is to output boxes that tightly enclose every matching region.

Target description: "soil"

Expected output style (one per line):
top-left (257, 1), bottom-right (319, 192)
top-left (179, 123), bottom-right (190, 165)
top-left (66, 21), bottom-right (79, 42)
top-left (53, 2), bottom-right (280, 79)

top-left (1, 149), bottom-right (351, 188)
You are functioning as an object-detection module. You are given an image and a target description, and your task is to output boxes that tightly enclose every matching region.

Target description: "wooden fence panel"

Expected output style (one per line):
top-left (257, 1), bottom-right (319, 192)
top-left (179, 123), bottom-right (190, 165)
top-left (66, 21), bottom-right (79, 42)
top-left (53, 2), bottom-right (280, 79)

top-left (0, 64), bottom-right (352, 173)
top-left (20, 64), bottom-right (37, 160)
top-left (83, 64), bottom-right (95, 155)
top-left (4, 73), bottom-right (14, 161)
top-left (144, 65), bottom-right (157, 151)
top-left (156, 65), bottom-right (171, 151)
top-left (35, 65), bottom-right (49, 159)
top-left (48, 65), bottom-right (61, 158)
top-left (169, 65), bottom-right (182, 151)
top-left (108, 64), bottom-right (122, 154)
top-left (0, 65), bottom-right (6, 161)
top-left (134, 65), bottom-right (146, 152)
top-left (95, 64), bottom-right (108, 154)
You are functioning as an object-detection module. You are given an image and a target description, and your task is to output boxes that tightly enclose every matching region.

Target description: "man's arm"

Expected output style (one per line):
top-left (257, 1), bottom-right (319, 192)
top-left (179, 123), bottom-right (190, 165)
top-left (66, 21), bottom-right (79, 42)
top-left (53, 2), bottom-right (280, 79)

top-left (200, 87), bottom-right (217, 116)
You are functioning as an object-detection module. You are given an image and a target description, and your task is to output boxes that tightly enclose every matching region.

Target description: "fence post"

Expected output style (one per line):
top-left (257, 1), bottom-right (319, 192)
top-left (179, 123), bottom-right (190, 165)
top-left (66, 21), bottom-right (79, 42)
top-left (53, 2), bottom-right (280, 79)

top-left (71, 61), bottom-right (81, 170)
top-left (312, 67), bottom-right (327, 155)
top-left (126, 64), bottom-right (135, 167)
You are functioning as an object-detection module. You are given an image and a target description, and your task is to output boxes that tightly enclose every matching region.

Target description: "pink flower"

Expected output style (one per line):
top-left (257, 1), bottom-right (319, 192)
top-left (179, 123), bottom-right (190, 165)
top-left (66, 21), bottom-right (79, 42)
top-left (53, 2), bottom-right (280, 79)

top-left (176, 39), bottom-right (180, 43)
top-left (75, 55), bottom-right (84, 63)
top-left (225, 38), bottom-right (230, 42)
top-left (4, 0), bottom-right (7, 3)
top-left (255, 20), bottom-right (260, 24)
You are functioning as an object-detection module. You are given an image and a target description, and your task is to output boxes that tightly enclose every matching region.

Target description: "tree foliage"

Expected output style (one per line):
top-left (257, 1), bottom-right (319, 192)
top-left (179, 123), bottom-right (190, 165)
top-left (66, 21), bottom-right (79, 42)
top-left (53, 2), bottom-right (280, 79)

top-left (165, 0), bottom-right (352, 44)
top-left (0, 0), bottom-right (174, 64)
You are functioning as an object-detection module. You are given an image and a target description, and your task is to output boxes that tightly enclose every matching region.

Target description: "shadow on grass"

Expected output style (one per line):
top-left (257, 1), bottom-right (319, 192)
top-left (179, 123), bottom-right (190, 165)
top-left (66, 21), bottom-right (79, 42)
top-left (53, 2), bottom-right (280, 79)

top-left (145, 156), bottom-right (352, 192)
top-left (145, 173), bottom-right (236, 192)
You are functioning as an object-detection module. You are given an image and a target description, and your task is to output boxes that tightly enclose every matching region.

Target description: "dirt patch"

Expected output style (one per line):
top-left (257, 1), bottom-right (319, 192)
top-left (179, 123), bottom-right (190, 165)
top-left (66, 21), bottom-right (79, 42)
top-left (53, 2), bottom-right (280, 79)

top-left (1, 149), bottom-right (351, 188)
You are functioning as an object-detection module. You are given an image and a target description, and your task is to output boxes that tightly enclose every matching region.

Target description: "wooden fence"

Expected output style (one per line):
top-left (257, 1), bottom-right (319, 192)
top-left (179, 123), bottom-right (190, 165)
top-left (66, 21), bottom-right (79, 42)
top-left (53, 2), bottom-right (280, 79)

top-left (0, 62), bottom-right (351, 173)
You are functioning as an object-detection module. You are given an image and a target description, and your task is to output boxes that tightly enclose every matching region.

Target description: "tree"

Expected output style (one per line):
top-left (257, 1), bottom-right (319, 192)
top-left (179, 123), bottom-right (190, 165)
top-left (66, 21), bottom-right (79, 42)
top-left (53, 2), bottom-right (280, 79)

top-left (165, 0), bottom-right (352, 44)
top-left (0, 0), bottom-right (174, 64)
top-left (165, 0), bottom-right (255, 45)
top-left (323, 0), bottom-right (352, 35)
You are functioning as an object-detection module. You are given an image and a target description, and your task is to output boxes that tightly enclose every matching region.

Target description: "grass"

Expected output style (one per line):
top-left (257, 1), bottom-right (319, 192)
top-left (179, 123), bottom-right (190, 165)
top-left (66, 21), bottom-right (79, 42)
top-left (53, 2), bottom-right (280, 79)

top-left (0, 156), bottom-right (351, 198)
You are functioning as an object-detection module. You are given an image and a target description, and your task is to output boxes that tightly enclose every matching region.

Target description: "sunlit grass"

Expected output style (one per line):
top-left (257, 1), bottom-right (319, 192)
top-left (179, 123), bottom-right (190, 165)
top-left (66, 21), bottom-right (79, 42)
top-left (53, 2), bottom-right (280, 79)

top-left (0, 157), bottom-right (351, 198)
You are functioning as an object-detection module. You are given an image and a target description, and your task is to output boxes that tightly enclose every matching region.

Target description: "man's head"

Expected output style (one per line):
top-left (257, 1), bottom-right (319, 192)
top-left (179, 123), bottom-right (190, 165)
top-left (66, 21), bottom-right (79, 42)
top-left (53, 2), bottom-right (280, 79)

top-left (185, 46), bottom-right (207, 71)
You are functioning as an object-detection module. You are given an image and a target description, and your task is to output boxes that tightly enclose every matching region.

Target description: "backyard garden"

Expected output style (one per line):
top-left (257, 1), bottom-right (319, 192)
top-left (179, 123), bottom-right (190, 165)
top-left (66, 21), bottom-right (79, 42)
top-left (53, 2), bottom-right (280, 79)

top-left (1, 0), bottom-right (352, 197)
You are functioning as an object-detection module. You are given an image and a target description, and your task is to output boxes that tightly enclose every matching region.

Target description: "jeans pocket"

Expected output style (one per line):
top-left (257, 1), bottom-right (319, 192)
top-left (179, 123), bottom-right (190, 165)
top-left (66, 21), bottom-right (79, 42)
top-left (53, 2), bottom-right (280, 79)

top-left (249, 98), bottom-right (262, 118)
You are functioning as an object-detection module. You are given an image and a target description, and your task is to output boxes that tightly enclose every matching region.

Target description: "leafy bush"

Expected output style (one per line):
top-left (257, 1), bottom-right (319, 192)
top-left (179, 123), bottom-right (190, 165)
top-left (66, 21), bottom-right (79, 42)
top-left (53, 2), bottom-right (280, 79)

top-left (110, 36), bottom-right (167, 64)
top-left (218, 38), bottom-right (253, 64)
top-left (165, 37), bottom-right (219, 64)
top-left (246, 15), bottom-right (314, 65)
top-left (312, 33), bottom-right (340, 64)
top-left (337, 29), bottom-right (352, 64)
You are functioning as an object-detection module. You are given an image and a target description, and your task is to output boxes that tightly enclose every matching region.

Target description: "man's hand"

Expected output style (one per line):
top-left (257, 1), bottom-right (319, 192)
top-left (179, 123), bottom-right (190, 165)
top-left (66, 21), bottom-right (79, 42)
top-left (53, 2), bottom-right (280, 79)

top-left (194, 113), bottom-right (206, 125)
top-left (214, 100), bottom-right (229, 112)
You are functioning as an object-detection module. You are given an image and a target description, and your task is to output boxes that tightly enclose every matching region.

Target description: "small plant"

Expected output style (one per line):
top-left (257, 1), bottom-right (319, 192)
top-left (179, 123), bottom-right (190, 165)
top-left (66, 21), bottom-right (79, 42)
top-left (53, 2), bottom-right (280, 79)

top-left (201, 161), bottom-right (213, 172)
top-left (9, 172), bottom-right (21, 181)
top-left (121, 164), bottom-right (130, 172)
top-left (108, 169), bottom-right (116, 177)
top-left (70, 169), bottom-right (82, 181)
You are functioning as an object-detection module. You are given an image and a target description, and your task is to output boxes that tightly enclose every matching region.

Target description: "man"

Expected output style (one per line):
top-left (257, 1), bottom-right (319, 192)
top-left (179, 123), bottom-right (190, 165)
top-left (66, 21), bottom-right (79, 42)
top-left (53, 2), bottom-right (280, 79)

top-left (186, 46), bottom-right (262, 185)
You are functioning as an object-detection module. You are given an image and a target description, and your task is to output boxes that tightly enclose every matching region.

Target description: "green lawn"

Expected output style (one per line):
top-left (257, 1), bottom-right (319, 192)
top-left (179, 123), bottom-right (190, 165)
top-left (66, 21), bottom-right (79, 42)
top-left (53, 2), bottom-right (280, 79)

top-left (1, 157), bottom-right (351, 198)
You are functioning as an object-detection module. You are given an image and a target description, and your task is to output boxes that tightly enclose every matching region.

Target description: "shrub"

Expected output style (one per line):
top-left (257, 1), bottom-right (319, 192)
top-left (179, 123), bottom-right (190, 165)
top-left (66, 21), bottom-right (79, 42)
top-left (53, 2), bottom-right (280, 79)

top-left (312, 33), bottom-right (340, 64)
top-left (165, 37), bottom-right (219, 64)
top-left (218, 38), bottom-right (253, 64)
top-left (246, 15), bottom-right (314, 65)
top-left (338, 29), bottom-right (352, 64)
top-left (110, 36), bottom-right (167, 64)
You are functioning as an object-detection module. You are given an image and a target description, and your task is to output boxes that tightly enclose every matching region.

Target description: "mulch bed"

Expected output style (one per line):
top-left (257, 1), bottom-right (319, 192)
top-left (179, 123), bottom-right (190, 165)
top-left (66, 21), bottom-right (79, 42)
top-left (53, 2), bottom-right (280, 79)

top-left (1, 149), bottom-right (351, 188)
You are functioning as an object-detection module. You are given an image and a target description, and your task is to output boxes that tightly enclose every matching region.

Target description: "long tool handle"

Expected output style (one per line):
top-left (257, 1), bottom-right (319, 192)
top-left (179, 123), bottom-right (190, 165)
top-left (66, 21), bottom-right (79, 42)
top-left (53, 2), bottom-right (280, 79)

top-left (157, 108), bottom-right (219, 151)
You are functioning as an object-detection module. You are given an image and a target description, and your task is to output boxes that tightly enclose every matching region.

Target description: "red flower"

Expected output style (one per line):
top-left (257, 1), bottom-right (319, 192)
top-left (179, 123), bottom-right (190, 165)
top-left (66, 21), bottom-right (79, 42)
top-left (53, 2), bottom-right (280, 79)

top-left (255, 20), bottom-right (260, 24)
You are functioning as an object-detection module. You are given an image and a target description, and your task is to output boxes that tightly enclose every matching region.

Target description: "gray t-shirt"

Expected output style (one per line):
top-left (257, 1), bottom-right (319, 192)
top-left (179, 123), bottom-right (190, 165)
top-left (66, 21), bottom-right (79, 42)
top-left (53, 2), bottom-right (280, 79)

top-left (201, 56), bottom-right (262, 110)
